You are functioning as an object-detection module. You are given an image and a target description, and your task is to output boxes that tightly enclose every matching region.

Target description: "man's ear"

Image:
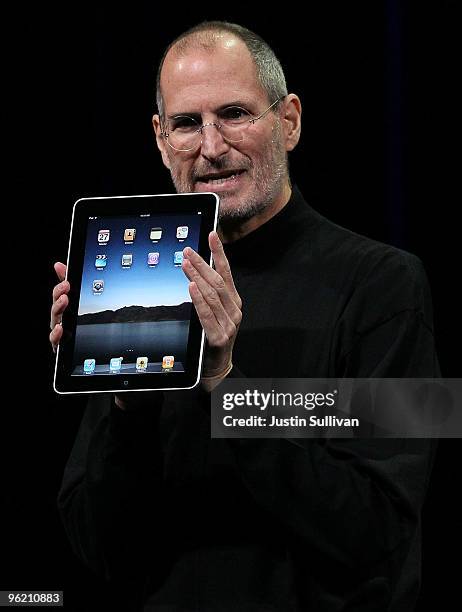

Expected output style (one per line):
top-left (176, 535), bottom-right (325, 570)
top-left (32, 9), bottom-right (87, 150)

top-left (281, 94), bottom-right (302, 152)
top-left (152, 114), bottom-right (171, 170)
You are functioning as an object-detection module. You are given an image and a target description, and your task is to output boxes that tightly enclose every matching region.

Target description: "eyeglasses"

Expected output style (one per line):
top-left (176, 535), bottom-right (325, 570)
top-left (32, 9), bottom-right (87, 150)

top-left (161, 95), bottom-right (286, 152)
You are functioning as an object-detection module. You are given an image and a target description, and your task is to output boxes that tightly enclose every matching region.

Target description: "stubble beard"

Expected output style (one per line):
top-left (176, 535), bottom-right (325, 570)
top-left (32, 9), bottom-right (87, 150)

top-left (168, 122), bottom-right (289, 223)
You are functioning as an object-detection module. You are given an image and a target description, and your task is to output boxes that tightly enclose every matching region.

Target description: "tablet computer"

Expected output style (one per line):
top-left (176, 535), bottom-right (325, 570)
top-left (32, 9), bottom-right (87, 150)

top-left (54, 193), bottom-right (219, 394)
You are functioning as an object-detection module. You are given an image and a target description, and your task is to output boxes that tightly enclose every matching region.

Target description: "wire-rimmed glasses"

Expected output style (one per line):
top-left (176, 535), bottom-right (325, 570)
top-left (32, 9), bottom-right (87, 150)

top-left (161, 95), bottom-right (286, 152)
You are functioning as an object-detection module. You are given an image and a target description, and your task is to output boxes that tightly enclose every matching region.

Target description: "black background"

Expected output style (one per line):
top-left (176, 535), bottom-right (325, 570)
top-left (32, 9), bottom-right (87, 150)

top-left (5, 2), bottom-right (459, 610)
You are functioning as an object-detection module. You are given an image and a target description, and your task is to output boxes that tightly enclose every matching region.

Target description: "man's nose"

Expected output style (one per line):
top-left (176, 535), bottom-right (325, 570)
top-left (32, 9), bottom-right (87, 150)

top-left (199, 123), bottom-right (230, 160)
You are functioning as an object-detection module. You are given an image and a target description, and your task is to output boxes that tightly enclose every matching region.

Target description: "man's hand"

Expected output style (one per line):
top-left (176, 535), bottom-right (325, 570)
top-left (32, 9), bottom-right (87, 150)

top-left (49, 262), bottom-right (161, 411)
top-left (50, 262), bottom-right (69, 353)
top-left (182, 231), bottom-right (242, 389)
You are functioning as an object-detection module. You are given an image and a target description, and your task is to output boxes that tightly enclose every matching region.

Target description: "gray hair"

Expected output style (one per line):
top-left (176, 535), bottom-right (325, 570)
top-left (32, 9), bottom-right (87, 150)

top-left (155, 21), bottom-right (288, 121)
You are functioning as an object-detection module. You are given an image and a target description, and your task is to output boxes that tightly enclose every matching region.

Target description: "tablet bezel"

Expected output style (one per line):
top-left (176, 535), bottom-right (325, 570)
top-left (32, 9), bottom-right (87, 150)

top-left (53, 192), bottom-right (219, 394)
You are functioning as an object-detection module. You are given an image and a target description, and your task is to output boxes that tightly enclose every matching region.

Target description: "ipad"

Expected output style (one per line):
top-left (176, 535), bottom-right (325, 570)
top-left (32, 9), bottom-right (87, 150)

top-left (53, 193), bottom-right (219, 394)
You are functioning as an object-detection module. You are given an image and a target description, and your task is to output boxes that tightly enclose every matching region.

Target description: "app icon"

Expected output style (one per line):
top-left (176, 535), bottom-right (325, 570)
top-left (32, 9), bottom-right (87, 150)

top-left (147, 252), bottom-right (159, 266)
top-left (110, 357), bottom-right (123, 373)
top-left (98, 229), bottom-right (110, 244)
top-left (162, 355), bottom-right (175, 370)
top-left (92, 279), bottom-right (104, 293)
top-left (176, 226), bottom-right (189, 240)
top-left (173, 251), bottom-right (184, 265)
top-left (136, 357), bottom-right (148, 371)
top-left (150, 227), bottom-right (163, 241)
top-left (95, 254), bottom-right (107, 268)
top-left (124, 228), bottom-right (136, 242)
top-left (121, 254), bottom-right (133, 267)
top-left (83, 359), bottom-right (95, 374)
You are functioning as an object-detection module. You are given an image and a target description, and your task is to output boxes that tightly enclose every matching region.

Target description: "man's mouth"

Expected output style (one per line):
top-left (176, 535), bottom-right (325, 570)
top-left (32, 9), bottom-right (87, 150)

top-left (195, 169), bottom-right (246, 186)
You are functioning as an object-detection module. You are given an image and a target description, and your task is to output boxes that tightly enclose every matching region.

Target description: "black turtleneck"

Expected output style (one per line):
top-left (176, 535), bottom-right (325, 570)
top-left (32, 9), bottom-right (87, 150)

top-left (225, 185), bottom-right (438, 379)
top-left (57, 186), bottom-right (439, 611)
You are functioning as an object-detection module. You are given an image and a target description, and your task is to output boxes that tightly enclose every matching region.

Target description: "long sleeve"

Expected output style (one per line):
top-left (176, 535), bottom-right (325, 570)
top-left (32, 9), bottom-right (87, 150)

top-left (224, 250), bottom-right (439, 598)
top-left (57, 393), bottom-right (165, 584)
top-left (226, 437), bottom-right (435, 572)
top-left (333, 251), bottom-right (440, 378)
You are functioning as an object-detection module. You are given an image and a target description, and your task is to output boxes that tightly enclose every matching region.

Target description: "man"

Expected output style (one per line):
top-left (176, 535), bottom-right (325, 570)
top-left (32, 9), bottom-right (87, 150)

top-left (51, 22), bottom-right (439, 611)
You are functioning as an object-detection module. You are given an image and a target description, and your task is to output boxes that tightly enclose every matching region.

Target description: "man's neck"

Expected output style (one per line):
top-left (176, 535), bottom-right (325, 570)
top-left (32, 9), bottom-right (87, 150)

top-left (218, 182), bottom-right (292, 244)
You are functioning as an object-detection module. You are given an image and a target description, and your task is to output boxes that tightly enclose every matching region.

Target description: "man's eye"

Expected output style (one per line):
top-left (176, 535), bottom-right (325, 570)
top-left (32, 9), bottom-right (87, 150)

top-left (171, 117), bottom-right (198, 131)
top-left (220, 107), bottom-right (249, 123)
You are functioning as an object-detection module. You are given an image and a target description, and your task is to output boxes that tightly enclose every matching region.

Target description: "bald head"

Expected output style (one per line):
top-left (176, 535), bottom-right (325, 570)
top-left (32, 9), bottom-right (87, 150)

top-left (156, 21), bottom-right (288, 120)
top-left (160, 35), bottom-right (264, 123)
top-left (170, 27), bottom-right (230, 56)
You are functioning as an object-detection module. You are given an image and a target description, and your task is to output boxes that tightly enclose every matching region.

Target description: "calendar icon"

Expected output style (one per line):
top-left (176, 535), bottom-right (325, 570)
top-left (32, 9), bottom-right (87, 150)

top-left (98, 229), bottom-right (110, 244)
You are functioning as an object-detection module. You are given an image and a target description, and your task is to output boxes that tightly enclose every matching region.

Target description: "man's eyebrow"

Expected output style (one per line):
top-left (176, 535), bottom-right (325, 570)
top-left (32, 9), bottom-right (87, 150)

top-left (215, 101), bottom-right (254, 111)
top-left (167, 111), bottom-right (201, 120)
top-left (167, 101), bottom-right (254, 120)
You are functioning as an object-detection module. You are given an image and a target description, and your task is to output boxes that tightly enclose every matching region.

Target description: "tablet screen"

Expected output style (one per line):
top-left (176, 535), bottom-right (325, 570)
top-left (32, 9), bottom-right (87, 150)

top-left (74, 212), bottom-right (201, 376)
top-left (54, 193), bottom-right (219, 394)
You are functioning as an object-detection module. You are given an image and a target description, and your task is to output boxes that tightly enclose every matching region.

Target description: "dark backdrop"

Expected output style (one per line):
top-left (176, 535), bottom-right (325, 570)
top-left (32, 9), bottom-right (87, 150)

top-left (6, 2), bottom-right (459, 610)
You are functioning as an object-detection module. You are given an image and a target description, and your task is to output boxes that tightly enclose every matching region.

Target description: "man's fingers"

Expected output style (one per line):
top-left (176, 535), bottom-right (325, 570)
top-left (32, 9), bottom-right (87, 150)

top-left (184, 260), bottom-right (230, 329)
top-left (54, 261), bottom-right (67, 282)
top-left (183, 246), bottom-right (242, 320)
top-left (50, 293), bottom-right (68, 329)
top-left (183, 257), bottom-right (241, 328)
top-left (52, 280), bottom-right (70, 302)
top-left (208, 232), bottom-right (241, 307)
top-left (188, 282), bottom-right (228, 346)
top-left (49, 324), bottom-right (63, 352)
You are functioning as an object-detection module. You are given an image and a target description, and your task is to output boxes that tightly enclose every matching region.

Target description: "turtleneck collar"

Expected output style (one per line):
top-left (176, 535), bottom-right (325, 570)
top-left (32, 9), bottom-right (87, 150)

top-left (222, 185), bottom-right (322, 269)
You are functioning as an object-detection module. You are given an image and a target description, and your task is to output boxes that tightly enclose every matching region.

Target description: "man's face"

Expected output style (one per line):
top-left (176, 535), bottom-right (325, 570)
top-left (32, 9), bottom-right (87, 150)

top-left (154, 37), bottom-right (289, 221)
